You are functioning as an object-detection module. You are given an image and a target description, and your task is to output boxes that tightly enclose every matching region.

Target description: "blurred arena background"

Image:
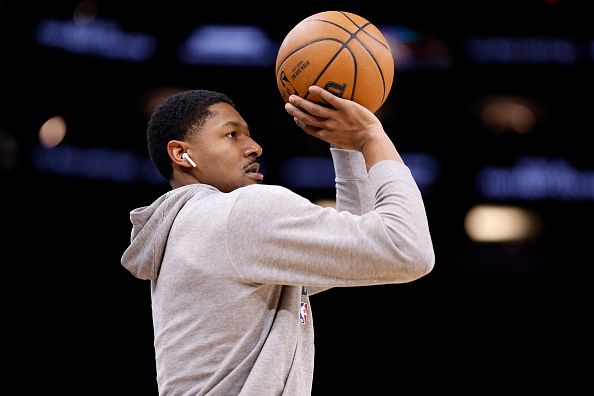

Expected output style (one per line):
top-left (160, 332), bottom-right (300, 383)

top-left (2, 0), bottom-right (592, 393)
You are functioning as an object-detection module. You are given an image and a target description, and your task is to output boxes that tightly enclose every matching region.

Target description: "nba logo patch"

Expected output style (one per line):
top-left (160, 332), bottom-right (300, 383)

top-left (299, 302), bottom-right (308, 324)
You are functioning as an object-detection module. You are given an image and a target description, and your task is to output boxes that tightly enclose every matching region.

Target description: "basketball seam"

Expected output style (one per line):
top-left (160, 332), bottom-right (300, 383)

top-left (300, 17), bottom-right (390, 106)
top-left (297, 19), bottom-right (362, 102)
top-left (307, 40), bottom-right (357, 102)
top-left (340, 11), bottom-right (391, 52)
top-left (306, 18), bottom-right (355, 36)
top-left (275, 38), bottom-right (344, 76)
top-left (338, 12), bottom-right (392, 106)
top-left (353, 29), bottom-right (390, 105)
top-left (275, 17), bottom-right (355, 73)
top-left (338, 11), bottom-right (360, 30)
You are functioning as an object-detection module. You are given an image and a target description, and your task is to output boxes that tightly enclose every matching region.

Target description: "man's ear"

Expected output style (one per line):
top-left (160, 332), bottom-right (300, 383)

top-left (168, 140), bottom-right (193, 168)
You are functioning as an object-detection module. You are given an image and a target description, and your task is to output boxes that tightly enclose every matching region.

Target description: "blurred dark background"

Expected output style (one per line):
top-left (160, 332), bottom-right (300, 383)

top-left (3, 0), bottom-right (593, 393)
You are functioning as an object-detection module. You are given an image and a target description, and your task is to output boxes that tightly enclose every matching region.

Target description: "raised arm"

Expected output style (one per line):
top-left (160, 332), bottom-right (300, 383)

top-left (223, 87), bottom-right (435, 288)
top-left (331, 148), bottom-right (374, 215)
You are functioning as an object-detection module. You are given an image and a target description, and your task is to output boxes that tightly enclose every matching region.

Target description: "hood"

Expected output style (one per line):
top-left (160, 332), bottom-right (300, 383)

top-left (120, 184), bottom-right (215, 280)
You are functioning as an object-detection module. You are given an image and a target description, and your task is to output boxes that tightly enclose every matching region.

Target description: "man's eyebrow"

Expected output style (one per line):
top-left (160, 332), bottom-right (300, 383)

top-left (219, 120), bottom-right (249, 134)
top-left (220, 121), bottom-right (243, 128)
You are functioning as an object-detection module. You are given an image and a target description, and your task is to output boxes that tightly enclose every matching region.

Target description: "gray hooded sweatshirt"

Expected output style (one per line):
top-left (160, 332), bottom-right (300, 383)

top-left (121, 148), bottom-right (434, 396)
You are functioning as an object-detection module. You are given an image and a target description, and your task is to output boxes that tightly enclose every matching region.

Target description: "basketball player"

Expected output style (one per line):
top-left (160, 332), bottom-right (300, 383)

top-left (121, 85), bottom-right (435, 395)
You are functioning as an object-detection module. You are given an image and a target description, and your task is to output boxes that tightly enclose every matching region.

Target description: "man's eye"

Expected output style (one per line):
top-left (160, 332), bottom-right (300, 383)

top-left (226, 132), bottom-right (236, 138)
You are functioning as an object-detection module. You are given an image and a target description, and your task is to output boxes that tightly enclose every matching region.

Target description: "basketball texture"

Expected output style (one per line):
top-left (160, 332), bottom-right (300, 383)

top-left (275, 11), bottom-right (394, 113)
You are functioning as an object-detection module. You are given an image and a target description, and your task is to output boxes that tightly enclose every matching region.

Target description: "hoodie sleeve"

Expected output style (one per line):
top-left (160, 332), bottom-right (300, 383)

top-left (331, 147), bottom-right (374, 215)
top-left (226, 159), bottom-right (435, 288)
top-left (307, 148), bottom-right (375, 295)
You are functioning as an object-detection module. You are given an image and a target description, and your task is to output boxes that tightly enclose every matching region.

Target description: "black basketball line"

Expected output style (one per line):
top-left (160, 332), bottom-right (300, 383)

top-left (303, 16), bottom-right (391, 105)
top-left (276, 37), bottom-right (344, 76)
top-left (276, 37), bottom-right (357, 102)
top-left (353, 29), bottom-right (391, 105)
top-left (337, 12), bottom-right (392, 105)
top-left (298, 19), bottom-right (370, 102)
top-left (276, 14), bottom-right (360, 71)
top-left (339, 11), bottom-right (391, 52)
top-left (307, 39), bottom-right (357, 102)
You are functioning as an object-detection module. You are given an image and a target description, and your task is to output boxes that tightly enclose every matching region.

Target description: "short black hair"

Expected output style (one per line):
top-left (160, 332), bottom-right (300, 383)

top-left (147, 89), bottom-right (234, 180)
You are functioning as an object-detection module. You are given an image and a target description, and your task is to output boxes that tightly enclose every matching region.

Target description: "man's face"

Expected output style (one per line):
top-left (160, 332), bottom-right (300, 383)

top-left (187, 102), bottom-right (263, 193)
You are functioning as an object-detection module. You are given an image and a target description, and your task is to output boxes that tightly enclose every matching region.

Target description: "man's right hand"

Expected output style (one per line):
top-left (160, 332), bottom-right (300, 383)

top-left (284, 85), bottom-right (403, 170)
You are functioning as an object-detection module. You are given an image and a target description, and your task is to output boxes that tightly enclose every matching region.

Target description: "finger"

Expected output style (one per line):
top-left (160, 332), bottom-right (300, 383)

top-left (285, 102), bottom-right (310, 120)
top-left (309, 85), bottom-right (344, 110)
top-left (295, 115), bottom-right (324, 134)
top-left (285, 102), bottom-right (325, 127)
top-left (288, 94), bottom-right (333, 119)
top-left (293, 117), bottom-right (306, 129)
top-left (293, 116), bottom-right (326, 139)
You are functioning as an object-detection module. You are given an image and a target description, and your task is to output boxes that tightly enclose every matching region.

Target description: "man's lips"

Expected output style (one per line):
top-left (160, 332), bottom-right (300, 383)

top-left (245, 162), bottom-right (264, 181)
top-left (245, 162), bottom-right (260, 173)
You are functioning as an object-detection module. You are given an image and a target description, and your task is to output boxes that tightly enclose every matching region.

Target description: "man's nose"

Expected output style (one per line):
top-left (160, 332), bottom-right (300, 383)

top-left (244, 139), bottom-right (262, 157)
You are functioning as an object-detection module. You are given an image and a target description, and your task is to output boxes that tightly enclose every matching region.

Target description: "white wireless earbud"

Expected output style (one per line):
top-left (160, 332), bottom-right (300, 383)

top-left (181, 152), bottom-right (197, 168)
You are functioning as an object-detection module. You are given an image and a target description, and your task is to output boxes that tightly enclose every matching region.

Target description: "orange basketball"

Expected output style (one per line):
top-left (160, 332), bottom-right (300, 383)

top-left (275, 10), bottom-right (394, 113)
